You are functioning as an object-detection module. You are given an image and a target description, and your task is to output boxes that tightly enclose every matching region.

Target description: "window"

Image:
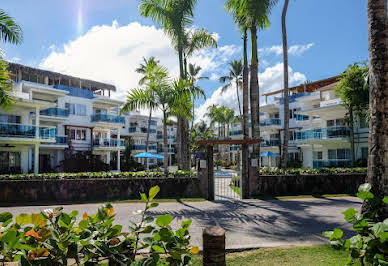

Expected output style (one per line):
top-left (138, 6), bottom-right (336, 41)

top-left (93, 108), bottom-right (107, 115)
top-left (314, 151), bottom-right (323, 160)
top-left (337, 149), bottom-right (350, 160)
top-left (327, 120), bottom-right (335, 127)
top-left (328, 149), bottom-right (337, 160)
top-left (336, 119), bottom-right (345, 126)
top-left (0, 114), bottom-right (21, 124)
top-left (359, 116), bottom-right (368, 128)
top-left (0, 151), bottom-right (21, 173)
top-left (70, 129), bottom-right (87, 140)
top-left (361, 147), bottom-right (368, 159)
top-left (66, 103), bottom-right (87, 116)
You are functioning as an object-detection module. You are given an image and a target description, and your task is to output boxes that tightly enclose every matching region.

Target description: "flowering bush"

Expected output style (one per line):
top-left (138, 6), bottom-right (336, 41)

top-left (0, 186), bottom-right (198, 265)
top-left (0, 170), bottom-right (196, 180)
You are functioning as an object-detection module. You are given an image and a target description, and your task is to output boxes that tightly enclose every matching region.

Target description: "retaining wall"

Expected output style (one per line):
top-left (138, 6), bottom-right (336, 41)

top-left (0, 178), bottom-right (201, 205)
top-left (250, 173), bottom-right (366, 196)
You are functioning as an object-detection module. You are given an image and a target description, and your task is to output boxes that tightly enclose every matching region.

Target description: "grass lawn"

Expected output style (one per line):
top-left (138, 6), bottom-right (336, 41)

top-left (230, 185), bottom-right (241, 195)
top-left (192, 245), bottom-right (352, 266)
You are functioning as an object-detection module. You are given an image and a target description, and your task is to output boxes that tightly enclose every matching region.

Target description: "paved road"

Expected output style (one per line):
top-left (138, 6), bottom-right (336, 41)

top-left (0, 197), bottom-right (361, 249)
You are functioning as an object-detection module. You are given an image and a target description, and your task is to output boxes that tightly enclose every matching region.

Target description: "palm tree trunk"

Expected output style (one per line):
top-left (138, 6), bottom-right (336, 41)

top-left (163, 112), bottom-right (169, 175)
top-left (281, 0), bottom-right (290, 169)
top-left (365, 0), bottom-right (387, 199)
top-left (176, 118), bottom-right (182, 169)
top-left (236, 79), bottom-right (242, 122)
top-left (241, 28), bottom-right (249, 199)
top-left (250, 25), bottom-right (260, 156)
top-left (145, 108), bottom-right (152, 169)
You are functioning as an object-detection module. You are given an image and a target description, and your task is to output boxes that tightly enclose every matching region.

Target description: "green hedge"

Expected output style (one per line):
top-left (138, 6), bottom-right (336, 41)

top-left (0, 170), bottom-right (196, 181)
top-left (259, 167), bottom-right (367, 176)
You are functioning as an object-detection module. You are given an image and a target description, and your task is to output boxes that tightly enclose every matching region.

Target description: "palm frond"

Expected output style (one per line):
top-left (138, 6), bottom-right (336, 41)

top-left (0, 10), bottom-right (22, 45)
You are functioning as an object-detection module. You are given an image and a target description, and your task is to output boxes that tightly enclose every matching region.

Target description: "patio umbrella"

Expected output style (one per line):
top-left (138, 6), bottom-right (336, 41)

top-left (260, 151), bottom-right (280, 168)
top-left (134, 152), bottom-right (164, 169)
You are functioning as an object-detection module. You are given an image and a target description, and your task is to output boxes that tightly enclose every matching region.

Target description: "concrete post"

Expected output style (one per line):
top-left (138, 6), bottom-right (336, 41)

top-left (203, 226), bottom-right (226, 266)
top-left (117, 128), bottom-right (121, 171)
top-left (197, 146), bottom-right (214, 200)
top-left (241, 144), bottom-right (250, 199)
top-left (248, 157), bottom-right (260, 197)
top-left (34, 143), bottom-right (39, 174)
top-left (44, 76), bottom-right (49, 85)
top-left (35, 107), bottom-right (40, 139)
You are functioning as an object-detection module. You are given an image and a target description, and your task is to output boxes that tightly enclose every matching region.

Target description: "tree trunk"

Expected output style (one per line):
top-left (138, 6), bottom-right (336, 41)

top-left (242, 29), bottom-right (250, 198)
top-left (163, 112), bottom-right (169, 175)
top-left (281, 0), bottom-right (290, 169)
top-left (145, 108), bottom-right (152, 169)
top-left (349, 107), bottom-right (356, 166)
top-left (176, 117), bottom-right (182, 169)
top-left (250, 25), bottom-right (260, 157)
top-left (177, 37), bottom-right (186, 170)
top-left (236, 79), bottom-right (242, 121)
top-left (365, 0), bottom-right (388, 198)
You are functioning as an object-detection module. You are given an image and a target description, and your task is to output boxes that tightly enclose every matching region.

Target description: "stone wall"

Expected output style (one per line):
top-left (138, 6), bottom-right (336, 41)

top-left (0, 178), bottom-right (201, 205)
top-left (250, 173), bottom-right (366, 196)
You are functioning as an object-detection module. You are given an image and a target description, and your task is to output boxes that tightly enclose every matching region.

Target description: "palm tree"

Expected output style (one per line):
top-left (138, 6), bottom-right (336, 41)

top-left (139, 0), bottom-right (198, 170)
top-left (0, 10), bottom-right (22, 108)
top-left (280, 0), bottom-right (290, 169)
top-left (135, 57), bottom-right (167, 154)
top-left (365, 0), bottom-right (387, 199)
top-left (219, 60), bottom-right (243, 123)
top-left (187, 63), bottom-right (207, 129)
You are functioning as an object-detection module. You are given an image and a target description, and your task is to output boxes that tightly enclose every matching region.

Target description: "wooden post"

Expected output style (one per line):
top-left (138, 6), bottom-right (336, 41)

top-left (203, 226), bottom-right (225, 266)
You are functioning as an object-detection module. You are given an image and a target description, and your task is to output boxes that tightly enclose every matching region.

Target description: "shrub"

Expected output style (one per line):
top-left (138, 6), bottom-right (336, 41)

top-left (0, 170), bottom-right (196, 181)
top-left (259, 167), bottom-right (367, 176)
top-left (0, 186), bottom-right (198, 265)
top-left (323, 183), bottom-right (388, 265)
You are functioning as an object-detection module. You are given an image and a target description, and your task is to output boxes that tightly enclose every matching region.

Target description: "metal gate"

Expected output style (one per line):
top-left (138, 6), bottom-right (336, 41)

top-left (214, 169), bottom-right (241, 200)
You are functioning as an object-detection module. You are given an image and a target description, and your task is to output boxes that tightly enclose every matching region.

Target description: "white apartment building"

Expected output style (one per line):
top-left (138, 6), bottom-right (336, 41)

top-left (156, 122), bottom-right (177, 166)
top-left (0, 63), bottom-right (131, 174)
top-left (227, 76), bottom-right (369, 168)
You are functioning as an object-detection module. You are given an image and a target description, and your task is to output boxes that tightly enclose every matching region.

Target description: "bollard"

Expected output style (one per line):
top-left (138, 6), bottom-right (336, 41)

top-left (203, 226), bottom-right (226, 266)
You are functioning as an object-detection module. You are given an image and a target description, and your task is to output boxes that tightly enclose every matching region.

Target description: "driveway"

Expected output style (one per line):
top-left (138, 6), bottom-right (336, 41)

top-left (0, 197), bottom-right (361, 249)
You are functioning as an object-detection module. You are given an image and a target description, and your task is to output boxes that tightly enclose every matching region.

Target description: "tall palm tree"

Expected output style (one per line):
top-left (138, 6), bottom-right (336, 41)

top-left (135, 57), bottom-right (167, 154)
top-left (122, 69), bottom-right (173, 174)
top-left (0, 10), bottom-right (22, 108)
top-left (219, 60), bottom-right (243, 123)
top-left (187, 63), bottom-right (207, 129)
top-left (139, 0), bottom-right (197, 170)
top-left (365, 0), bottom-right (387, 199)
top-left (280, 0), bottom-right (290, 169)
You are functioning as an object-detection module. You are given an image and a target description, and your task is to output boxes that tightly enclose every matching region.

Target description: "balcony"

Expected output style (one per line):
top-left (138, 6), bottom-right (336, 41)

top-left (230, 130), bottom-right (242, 136)
top-left (129, 127), bottom-right (157, 134)
top-left (91, 114), bottom-right (125, 124)
top-left (295, 114), bottom-right (309, 121)
top-left (294, 126), bottom-right (349, 141)
top-left (132, 144), bottom-right (157, 151)
top-left (93, 138), bottom-right (125, 148)
top-left (261, 139), bottom-right (280, 147)
top-left (40, 108), bottom-right (69, 118)
top-left (313, 160), bottom-right (351, 169)
top-left (260, 118), bottom-right (281, 127)
top-left (55, 136), bottom-right (68, 144)
top-left (0, 123), bottom-right (56, 140)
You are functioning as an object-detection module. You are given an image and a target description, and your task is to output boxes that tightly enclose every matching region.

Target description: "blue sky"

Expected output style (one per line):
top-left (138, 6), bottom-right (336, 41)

top-left (1, 0), bottom-right (368, 120)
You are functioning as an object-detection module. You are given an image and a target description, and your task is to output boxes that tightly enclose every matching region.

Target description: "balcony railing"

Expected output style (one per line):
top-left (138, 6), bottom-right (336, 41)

top-left (261, 139), bottom-right (280, 147)
top-left (129, 127), bottom-right (156, 134)
top-left (0, 123), bottom-right (56, 139)
top-left (132, 145), bottom-right (157, 151)
top-left (91, 114), bottom-right (125, 124)
top-left (93, 138), bottom-right (125, 147)
top-left (40, 108), bottom-right (69, 117)
top-left (313, 160), bottom-right (351, 168)
top-left (295, 114), bottom-right (309, 121)
top-left (294, 126), bottom-right (349, 141)
top-left (55, 136), bottom-right (68, 144)
top-left (260, 118), bottom-right (281, 126)
top-left (230, 130), bottom-right (242, 136)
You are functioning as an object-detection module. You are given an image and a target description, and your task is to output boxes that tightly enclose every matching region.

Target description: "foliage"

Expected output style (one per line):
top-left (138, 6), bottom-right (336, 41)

top-left (0, 186), bottom-right (198, 265)
top-left (62, 151), bottom-right (110, 173)
top-left (0, 170), bottom-right (196, 181)
top-left (0, 9), bottom-right (23, 45)
top-left (121, 138), bottom-right (145, 172)
top-left (286, 159), bottom-right (303, 168)
top-left (323, 183), bottom-right (388, 265)
top-left (259, 167), bottom-right (367, 176)
top-left (0, 60), bottom-right (14, 109)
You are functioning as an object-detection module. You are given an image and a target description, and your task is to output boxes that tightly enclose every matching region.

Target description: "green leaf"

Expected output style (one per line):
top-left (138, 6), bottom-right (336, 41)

top-left (140, 193), bottom-right (148, 203)
top-left (150, 202), bottom-right (159, 208)
top-left (383, 196), bottom-right (388, 205)
top-left (156, 214), bottom-right (173, 227)
top-left (111, 225), bottom-right (122, 236)
top-left (0, 212), bottom-right (12, 223)
top-left (149, 186), bottom-right (160, 202)
top-left (358, 183), bottom-right (372, 193)
top-left (372, 223), bottom-right (388, 236)
top-left (78, 220), bottom-right (89, 230)
top-left (152, 244), bottom-right (165, 253)
top-left (16, 214), bottom-right (31, 225)
top-left (357, 191), bottom-right (374, 200)
top-left (322, 231), bottom-right (333, 238)
top-left (380, 232), bottom-right (388, 242)
top-left (1, 229), bottom-right (17, 243)
top-left (142, 225), bottom-right (154, 233)
top-left (182, 219), bottom-right (192, 228)
top-left (330, 228), bottom-right (343, 240)
top-left (69, 210), bottom-right (79, 218)
top-left (342, 208), bottom-right (358, 223)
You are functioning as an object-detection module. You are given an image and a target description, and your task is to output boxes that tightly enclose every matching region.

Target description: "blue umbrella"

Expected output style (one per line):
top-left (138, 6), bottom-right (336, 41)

top-left (134, 152), bottom-right (164, 159)
top-left (260, 151), bottom-right (280, 157)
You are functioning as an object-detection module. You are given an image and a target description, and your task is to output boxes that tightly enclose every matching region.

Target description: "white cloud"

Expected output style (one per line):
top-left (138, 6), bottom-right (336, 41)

top-left (9, 57), bottom-right (21, 63)
top-left (259, 43), bottom-right (315, 56)
top-left (40, 21), bottom-right (240, 117)
top-left (209, 73), bottom-right (219, 81)
top-left (194, 63), bottom-right (306, 124)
